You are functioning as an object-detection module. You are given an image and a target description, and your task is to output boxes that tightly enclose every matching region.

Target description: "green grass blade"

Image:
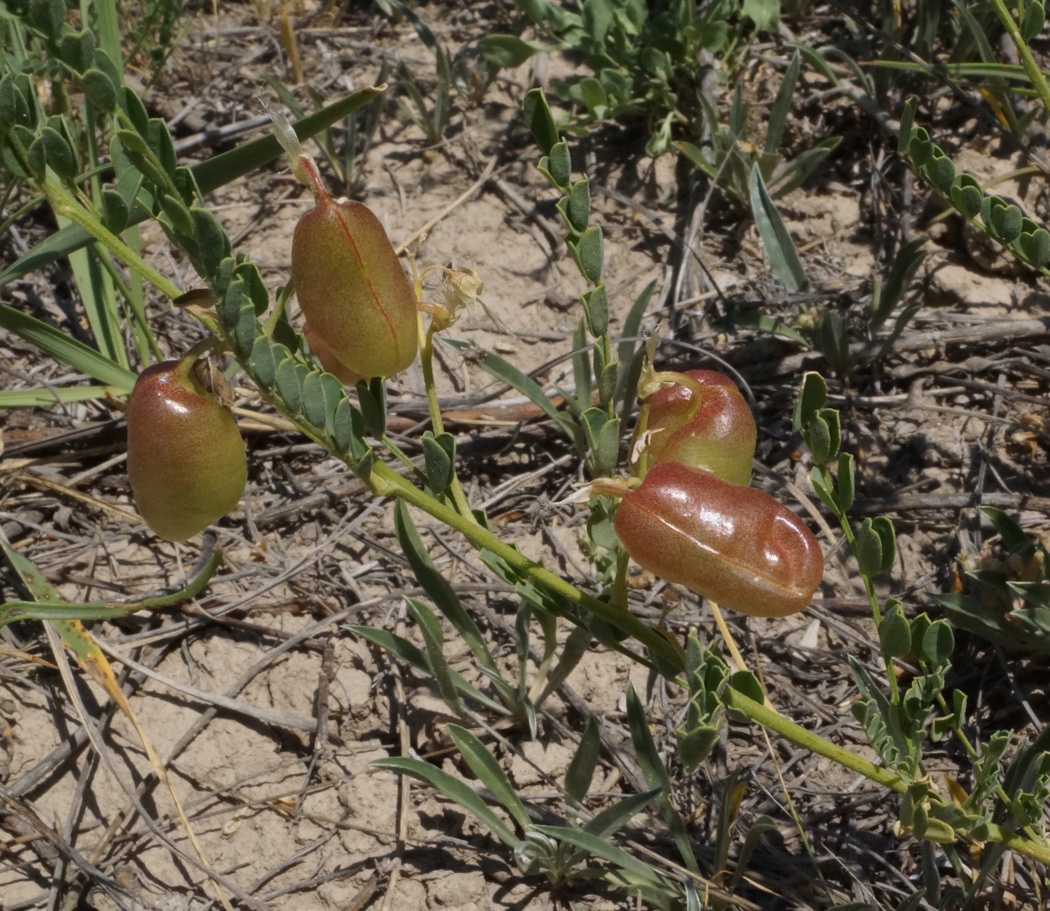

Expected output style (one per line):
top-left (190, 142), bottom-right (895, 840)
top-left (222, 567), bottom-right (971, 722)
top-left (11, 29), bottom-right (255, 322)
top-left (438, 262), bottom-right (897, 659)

top-left (0, 303), bottom-right (136, 391)
top-left (0, 526), bottom-right (62, 603)
top-left (528, 825), bottom-right (662, 884)
top-left (868, 59), bottom-right (1039, 83)
top-left (787, 42), bottom-right (839, 85)
top-left (582, 788), bottom-right (661, 839)
top-left (731, 305), bottom-right (809, 345)
top-left (93, 0), bottom-right (124, 78)
top-left (65, 230), bottom-right (126, 368)
top-left (347, 625), bottom-right (508, 714)
top-left (564, 714), bottom-right (600, 803)
top-left (684, 877), bottom-right (704, 911)
top-left (614, 279), bottom-right (655, 424)
top-left (956, 1), bottom-right (999, 67)
top-left (371, 757), bottom-right (520, 848)
top-left (748, 166), bottom-right (809, 292)
top-left (121, 226), bottom-right (158, 363)
top-left (406, 597), bottom-right (470, 722)
top-left (192, 85), bottom-right (385, 195)
top-left (448, 724), bottom-right (531, 829)
top-left (439, 337), bottom-right (578, 440)
top-left (395, 501), bottom-right (498, 674)
top-left (534, 623), bottom-right (592, 708)
top-left (64, 0), bottom-right (129, 368)
top-left (869, 236), bottom-right (927, 332)
top-left (728, 814), bottom-right (777, 888)
top-left (0, 527), bottom-right (92, 665)
top-left (348, 625), bottom-right (429, 670)
top-left (765, 50), bottom-right (800, 156)
top-left (0, 385), bottom-right (126, 407)
top-left (1, 549), bottom-right (223, 628)
top-left (769, 137), bottom-right (841, 199)
top-left (625, 682), bottom-right (700, 873)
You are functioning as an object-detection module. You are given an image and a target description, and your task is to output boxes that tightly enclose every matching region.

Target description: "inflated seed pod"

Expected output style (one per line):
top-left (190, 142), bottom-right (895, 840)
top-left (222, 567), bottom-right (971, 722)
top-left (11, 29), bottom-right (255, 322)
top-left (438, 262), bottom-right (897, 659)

top-left (291, 160), bottom-right (417, 379)
top-left (632, 370), bottom-right (756, 485)
top-left (615, 462), bottom-right (823, 617)
top-left (126, 354), bottom-right (247, 541)
top-left (303, 322), bottom-right (365, 387)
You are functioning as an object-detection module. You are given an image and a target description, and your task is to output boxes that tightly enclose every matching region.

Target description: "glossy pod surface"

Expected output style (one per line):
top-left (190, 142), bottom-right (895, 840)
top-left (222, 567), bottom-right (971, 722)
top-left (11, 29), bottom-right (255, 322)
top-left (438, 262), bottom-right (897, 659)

top-left (633, 370), bottom-right (756, 486)
top-left (292, 180), bottom-right (417, 379)
top-left (615, 462), bottom-right (823, 617)
top-left (127, 360), bottom-right (247, 541)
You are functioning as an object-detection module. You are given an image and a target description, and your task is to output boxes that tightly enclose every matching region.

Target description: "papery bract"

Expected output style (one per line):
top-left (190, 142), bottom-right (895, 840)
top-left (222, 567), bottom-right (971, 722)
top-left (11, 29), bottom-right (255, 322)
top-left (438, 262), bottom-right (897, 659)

top-left (615, 462), bottom-right (822, 617)
top-left (127, 356), bottom-right (247, 542)
top-left (291, 160), bottom-right (417, 379)
top-left (632, 369), bottom-right (756, 485)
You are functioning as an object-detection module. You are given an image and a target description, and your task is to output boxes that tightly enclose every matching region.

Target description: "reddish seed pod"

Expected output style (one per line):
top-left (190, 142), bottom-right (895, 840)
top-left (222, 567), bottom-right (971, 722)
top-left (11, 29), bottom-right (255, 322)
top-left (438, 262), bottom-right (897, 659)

top-left (303, 322), bottom-right (365, 387)
top-left (615, 462), bottom-right (823, 617)
top-left (291, 161), bottom-right (418, 379)
top-left (126, 356), bottom-right (247, 542)
top-left (632, 369), bottom-right (756, 486)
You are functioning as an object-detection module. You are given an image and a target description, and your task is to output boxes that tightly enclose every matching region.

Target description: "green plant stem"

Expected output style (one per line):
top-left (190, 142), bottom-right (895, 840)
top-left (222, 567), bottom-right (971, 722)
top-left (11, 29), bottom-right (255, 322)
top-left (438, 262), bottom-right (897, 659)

top-left (727, 687), bottom-right (905, 790)
top-left (419, 319), bottom-right (475, 521)
top-left (380, 433), bottom-right (424, 480)
top-left (988, 0), bottom-right (1050, 118)
top-left (366, 459), bottom-right (684, 671)
top-left (263, 281), bottom-right (294, 337)
top-left (0, 548), bottom-right (223, 628)
top-left (40, 170), bottom-right (182, 300)
top-left (723, 687), bottom-right (1050, 866)
top-left (89, 240), bottom-right (162, 361)
top-left (815, 460), bottom-right (900, 702)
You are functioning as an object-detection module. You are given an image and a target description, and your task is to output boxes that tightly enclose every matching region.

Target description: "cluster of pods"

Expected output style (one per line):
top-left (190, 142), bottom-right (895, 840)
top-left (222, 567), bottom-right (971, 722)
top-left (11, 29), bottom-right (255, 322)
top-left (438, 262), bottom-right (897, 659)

top-left (614, 370), bottom-right (824, 618)
top-left (127, 159), bottom-right (418, 542)
top-left (123, 145), bottom-right (821, 623)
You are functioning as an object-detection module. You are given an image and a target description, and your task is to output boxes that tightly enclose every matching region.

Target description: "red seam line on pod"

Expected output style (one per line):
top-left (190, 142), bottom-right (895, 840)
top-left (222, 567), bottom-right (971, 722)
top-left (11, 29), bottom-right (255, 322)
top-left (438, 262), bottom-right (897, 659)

top-left (332, 203), bottom-right (404, 361)
top-left (624, 495), bottom-right (777, 585)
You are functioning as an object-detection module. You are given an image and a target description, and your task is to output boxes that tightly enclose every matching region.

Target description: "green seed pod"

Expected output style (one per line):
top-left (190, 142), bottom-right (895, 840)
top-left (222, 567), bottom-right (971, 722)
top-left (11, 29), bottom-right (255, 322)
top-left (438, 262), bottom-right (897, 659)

top-left (126, 352), bottom-right (247, 541)
top-left (291, 159), bottom-right (418, 379)
top-left (631, 369), bottom-right (756, 485)
top-left (615, 462), bottom-right (823, 618)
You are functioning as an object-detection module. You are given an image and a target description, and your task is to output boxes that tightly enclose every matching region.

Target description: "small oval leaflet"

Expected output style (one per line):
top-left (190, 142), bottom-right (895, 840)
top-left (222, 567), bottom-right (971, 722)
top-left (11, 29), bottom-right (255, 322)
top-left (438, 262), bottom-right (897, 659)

top-left (301, 370), bottom-right (328, 428)
top-left (249, 336), bottom-right (279, 388)
top-left (276, 356), bottom-right (303, 413)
